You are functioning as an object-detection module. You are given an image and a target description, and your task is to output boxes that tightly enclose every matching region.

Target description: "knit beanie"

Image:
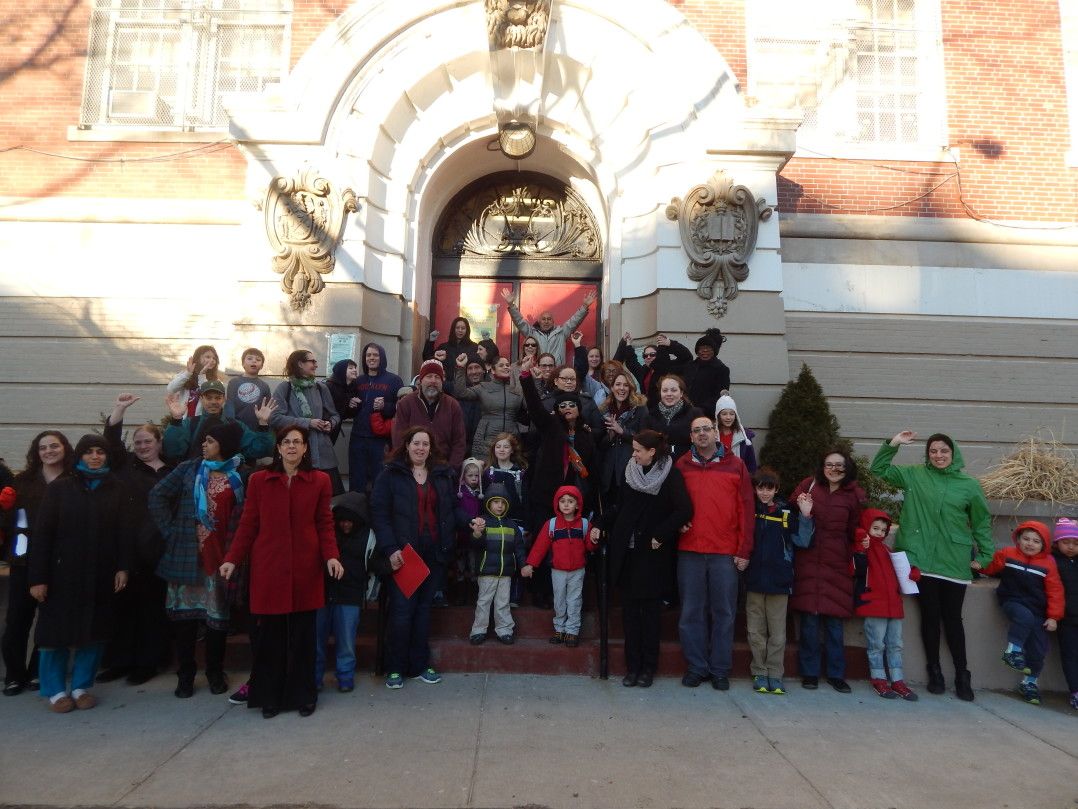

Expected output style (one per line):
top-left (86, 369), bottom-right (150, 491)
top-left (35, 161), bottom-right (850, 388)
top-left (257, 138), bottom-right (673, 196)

top-left (695, 328), bottom-right (726, 354)
top-left (418, 359), bottom-right (445, 381)
top-left (1054, 518), bottom-right (1078, 543)
top-left (206, 421), bottom-right (244, 459)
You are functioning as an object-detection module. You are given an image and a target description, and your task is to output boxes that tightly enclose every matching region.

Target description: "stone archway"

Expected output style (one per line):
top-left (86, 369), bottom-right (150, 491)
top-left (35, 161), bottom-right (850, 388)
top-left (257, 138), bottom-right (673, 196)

top-left (227, 0), bottom-right (796, 380)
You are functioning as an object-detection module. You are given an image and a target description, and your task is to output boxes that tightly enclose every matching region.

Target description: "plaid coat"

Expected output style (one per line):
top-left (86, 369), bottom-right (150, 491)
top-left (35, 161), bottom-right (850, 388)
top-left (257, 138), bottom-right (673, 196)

top-left (148, 459), bottom-right (247, 585)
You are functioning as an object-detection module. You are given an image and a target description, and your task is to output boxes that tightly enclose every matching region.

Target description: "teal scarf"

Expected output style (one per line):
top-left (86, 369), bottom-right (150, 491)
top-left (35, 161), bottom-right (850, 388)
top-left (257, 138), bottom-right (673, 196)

top-left (194, 455), bottom-right (245, 529)
top-left (289, 376), bottom-right (316, 418)
top-left (75, 461), bottom-right (110, 490)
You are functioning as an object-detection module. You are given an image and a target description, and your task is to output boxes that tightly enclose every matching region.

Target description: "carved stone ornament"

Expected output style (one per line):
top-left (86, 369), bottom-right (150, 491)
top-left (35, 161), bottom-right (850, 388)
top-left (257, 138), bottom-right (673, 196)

top-left (485, 0), bottom-right (551, 50)
top-left (435, 176), bottom-right (600, 260)
top-left (264, 167), bottom-right (358, 311)
top-left (665, 171), bottom-right (774, 318)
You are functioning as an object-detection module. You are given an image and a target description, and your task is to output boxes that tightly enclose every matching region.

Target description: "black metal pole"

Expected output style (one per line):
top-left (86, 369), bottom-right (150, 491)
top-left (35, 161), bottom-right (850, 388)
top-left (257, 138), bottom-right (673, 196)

top-left (598, 538), bottom-right (609, 680)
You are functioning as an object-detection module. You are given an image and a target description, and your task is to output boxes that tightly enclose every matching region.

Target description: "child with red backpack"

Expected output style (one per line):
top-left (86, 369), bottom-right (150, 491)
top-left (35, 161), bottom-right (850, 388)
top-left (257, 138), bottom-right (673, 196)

top-left (520, 485), bottom-right (595, 647)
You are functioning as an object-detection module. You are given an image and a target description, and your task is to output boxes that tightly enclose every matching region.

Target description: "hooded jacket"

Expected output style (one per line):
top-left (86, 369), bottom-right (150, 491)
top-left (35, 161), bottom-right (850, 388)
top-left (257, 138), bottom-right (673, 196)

top-left (852, 509), bottom-right (905, 619)
top-left (525, 485), bottom-right (595, 571)
top-left (714, 394), bottom-right (757, 473)
top-left (982, 521), bottom-right (1064, 620)
top-left (326, 359), bottom-right (361, 443)
top-left (472, 484), bottom-right (526, 577)
top-left (870, 440), bottom-right (993, 581)
top-left (745, 496), bottom-right (813, 596)
top-left (325, 491), bottom-right (370, 606)
top-left (1053, 545), bottom-right (1078, 627)
top-left (353, 343), bottom-right (404, 440)
top-left (452, 366), bottom-right (524, 458)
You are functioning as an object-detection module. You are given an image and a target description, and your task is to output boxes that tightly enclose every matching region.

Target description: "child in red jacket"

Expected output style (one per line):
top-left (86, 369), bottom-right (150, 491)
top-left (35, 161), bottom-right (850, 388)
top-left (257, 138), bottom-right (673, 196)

top-left (972, 520), bottom-right (1064, 705)
top-left (853, 509), bottom-right (918, 701)
top-left (521, 485), bottom-right (595, 647)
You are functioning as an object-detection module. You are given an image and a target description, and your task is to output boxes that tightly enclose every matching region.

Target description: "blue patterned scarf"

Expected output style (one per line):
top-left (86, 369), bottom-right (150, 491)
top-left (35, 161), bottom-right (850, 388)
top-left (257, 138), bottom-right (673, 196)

top-left (75, 461), bottom-right (110, 490)
top-left (194, 455), bottom-right (245, 529)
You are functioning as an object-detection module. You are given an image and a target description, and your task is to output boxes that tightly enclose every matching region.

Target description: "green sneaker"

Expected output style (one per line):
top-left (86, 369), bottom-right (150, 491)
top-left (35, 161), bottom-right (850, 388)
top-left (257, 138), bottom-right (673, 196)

top-left (752, 675), bottom-right (769, 693)
top-left (412, 667), bottom-right (442, 684)
top-left (1017, 681), bottom-right (1040, 705)
top-left (385, 673), bottom-right (404, 689)
top-left (768, 677), bottom-right (786, 695)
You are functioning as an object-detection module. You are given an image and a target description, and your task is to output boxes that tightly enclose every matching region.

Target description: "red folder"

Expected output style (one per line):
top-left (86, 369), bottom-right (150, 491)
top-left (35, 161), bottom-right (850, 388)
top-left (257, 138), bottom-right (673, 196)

top-left (393, 543), bottom-right (431, 599)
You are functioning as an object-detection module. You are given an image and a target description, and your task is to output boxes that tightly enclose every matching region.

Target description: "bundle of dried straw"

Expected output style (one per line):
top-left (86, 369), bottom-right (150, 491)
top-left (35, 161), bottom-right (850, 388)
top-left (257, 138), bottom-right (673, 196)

top-left (979, 432), bottom-right (1078, 505)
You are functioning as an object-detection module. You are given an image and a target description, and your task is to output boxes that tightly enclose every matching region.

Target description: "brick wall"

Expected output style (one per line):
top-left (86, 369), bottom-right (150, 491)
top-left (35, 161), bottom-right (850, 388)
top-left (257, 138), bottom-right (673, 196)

top-left (0, 0), bottom-right (1073, 222)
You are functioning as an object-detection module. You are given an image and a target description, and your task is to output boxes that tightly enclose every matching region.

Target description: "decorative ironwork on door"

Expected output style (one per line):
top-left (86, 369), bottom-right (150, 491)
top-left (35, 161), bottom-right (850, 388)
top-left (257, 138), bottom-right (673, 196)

top-left (434, 173), bottom-right (601, 261)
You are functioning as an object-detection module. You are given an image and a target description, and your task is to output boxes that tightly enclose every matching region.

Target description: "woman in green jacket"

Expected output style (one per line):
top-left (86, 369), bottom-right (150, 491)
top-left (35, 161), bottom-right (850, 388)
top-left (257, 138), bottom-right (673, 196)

top-left (871, 431), bottom-right (993, 701)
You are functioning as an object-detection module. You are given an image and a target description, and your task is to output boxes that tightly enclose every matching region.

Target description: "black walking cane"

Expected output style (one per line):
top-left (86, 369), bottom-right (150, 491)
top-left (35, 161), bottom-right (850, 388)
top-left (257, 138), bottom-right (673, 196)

top-left (596, 490), bottom-right (609, 680)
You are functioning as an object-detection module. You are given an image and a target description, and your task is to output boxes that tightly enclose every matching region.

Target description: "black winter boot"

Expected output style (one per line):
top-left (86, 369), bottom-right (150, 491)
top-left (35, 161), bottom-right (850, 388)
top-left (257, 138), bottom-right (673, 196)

top-left (926, 663), bottom-right (945, 694)
top-left (954, 669), bottom-right (974, 702)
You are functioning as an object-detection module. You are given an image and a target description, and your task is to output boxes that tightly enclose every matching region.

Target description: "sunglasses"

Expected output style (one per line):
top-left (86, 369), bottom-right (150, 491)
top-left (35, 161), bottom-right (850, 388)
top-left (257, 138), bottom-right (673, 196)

top-left (557, 401), bottom-right (579, 409)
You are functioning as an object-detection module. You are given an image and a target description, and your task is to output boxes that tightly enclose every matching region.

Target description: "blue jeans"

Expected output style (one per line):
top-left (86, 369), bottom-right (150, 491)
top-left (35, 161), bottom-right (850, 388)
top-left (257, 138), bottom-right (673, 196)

top-left (315, 604), bottom-right (361, 687)
top-left (348, 435), bottom-right (389, 492)
top-left (677, 552), bottom-right (739, 678)
top-left (38, 644), bottom-right (103, 698)
top-left (385, 568), bottom-right (436, 677)
top-left (1002, 600), bottom-right (1047, 677)
top-left (862, 616), bottom-right (904, 681)
top-left (798, 612), bottom-right (846, 678)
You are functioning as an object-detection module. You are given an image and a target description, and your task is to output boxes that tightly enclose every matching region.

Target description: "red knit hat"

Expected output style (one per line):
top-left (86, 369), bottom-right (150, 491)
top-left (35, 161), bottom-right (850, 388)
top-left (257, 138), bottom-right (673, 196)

top-left (418, 359), bottom-right (445, 380)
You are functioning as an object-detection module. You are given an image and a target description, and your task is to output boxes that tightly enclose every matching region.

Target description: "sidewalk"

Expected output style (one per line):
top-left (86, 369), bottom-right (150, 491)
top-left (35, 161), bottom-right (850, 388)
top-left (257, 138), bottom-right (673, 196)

top-left (0, 671), bottom-right (1074, 809)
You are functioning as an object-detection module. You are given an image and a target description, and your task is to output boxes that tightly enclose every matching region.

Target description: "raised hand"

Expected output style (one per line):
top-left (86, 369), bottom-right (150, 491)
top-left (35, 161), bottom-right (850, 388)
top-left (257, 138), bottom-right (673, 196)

top-left (583, 289), bottom-right (597, 306)
top-left (165, 392), bottom-right (186, 421)
top-left (891, 430), bottom-right (917, 447)
top-left (456, 352), bottom-right (469, 368)
top-left (429, 330), bottom-right (440, 342)
top-left (570, 331), bottom-right (583, 348)
top-left (254, 397), bottom-right (277, 426)
top-left (622, 331), bottom-right (632, 343)
top-left (519, 355), bottom-right (535, 374)
top-left (656, 334), bottom-right (670, 347)
top-left (115, 392), bottom-right (141, 411)
top-left (500, 288), bottom-right (516, 305)
top-left (434, 349), bottom-right (448, 362)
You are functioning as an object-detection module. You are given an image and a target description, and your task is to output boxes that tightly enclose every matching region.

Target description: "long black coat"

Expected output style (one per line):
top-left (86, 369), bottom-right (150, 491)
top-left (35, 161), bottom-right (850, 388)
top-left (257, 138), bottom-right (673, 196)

top-left (519, 372), bottom-right (597, 530)
top-left (29, 472), bottom-right (134, 648)
top-left (105, 419), bottom-right (173, 568)
top-left (604, 463), bottom-right (693, 599)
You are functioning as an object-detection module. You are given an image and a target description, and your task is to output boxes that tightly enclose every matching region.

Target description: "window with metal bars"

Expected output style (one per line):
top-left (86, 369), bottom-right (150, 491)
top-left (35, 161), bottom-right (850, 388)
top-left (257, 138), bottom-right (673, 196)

top-left (78, 0), bottom-right (291, 131)
top-left (746, 0), bottom-right (944, 151)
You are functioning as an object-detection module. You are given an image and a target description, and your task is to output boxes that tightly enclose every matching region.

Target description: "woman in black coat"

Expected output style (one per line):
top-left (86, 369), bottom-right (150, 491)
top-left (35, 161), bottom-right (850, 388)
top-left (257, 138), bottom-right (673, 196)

top-left (97, 393), bottom-right (174, 685)
top-left (641, 374), bottom-right (704, 460)
top-left (29, 434), bottom-right (134, 712)
top-left (598, 429), bottom-right (692, 687)
top-left (518, 356), bottom-right (598, 532)
top-left (371, 426), bottom-right (471, 688)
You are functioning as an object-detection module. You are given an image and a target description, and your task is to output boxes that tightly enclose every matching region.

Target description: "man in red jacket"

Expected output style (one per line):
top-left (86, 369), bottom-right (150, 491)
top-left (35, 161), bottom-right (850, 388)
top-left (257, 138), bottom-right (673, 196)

top-left (391, 360), bottom-right (467, 472)
top-left (675, 414), bottom-right (754, 689)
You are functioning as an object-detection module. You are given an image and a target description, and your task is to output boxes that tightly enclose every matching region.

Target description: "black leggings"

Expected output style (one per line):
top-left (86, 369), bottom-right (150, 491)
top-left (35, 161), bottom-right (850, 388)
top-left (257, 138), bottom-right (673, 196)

top-left (916, 576), bottom-right (967, 671)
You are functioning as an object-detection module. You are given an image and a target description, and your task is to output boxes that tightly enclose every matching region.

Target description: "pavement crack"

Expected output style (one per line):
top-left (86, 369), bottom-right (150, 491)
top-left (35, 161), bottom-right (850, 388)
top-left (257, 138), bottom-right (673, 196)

top-left (973, 698), bottom-right (1078, 760)
top-left (726, 691), bottom-right (838, 809)
top-left (465, 672), bottom-right (489, 808)
top-left (109, 702), bottom-right (234, 806)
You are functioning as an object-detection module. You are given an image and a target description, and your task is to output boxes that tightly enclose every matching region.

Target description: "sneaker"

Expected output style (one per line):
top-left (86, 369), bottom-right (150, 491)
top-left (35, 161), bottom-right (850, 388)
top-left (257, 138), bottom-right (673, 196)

top-left (548, 632), bottom-right (564, 645)
top-left (385, 673), bottom-right (404, 689)
top-left (227, 683), bottom-right (250, 705)
top-left (3, 681), bottom-right (25, 697)
top-left (768, 678), bottom-right (786, 695)
top-left (412, 668), bottom-right (442, 684)
top-left (752, 675), bottom-right (770, 693)
top-left (870, 678), bottom-right (897, 699)
top-left (801, 676), bottom-right (819, 690)
top-left (469, 633), bottom-right (487, 645)
top-left (563, 633), bottom-right (579, 648)
top-left (681, 671), bottom-right (707, 688)
top-left (711, 675), bottom-right (729, 691)
top-left (1069, 691), bottom-right (1078, 711)
top-left (1001, 649), bottom-right (1031, 674)
top-left (1017, 681), bottom-right (1041, 705)
top-left (890, 680), bottom-right (918, 701)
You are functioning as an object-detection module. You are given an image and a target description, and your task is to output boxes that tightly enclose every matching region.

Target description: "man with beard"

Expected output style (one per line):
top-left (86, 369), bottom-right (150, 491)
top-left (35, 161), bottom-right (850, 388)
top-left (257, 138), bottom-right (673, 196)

top-left (391, 360), bottom-right (467, 472)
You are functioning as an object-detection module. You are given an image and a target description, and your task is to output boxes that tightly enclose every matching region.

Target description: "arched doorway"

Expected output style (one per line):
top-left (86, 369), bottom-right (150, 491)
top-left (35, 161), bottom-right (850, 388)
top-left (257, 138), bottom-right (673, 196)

top-left (430, 171), bottom-right (604, 361)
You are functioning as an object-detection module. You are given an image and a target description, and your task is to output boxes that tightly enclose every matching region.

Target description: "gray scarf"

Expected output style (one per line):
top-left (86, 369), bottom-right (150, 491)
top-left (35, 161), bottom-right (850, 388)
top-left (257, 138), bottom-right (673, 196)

top-left (656, 399), bottom-right (684, 424)
top-left (624, 455), bottom-right (672, 496)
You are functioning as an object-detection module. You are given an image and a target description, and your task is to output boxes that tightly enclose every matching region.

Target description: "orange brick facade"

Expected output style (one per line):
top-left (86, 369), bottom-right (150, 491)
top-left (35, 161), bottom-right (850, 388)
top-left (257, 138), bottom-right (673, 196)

top-left (1, 0), bottom-right (1074, 222)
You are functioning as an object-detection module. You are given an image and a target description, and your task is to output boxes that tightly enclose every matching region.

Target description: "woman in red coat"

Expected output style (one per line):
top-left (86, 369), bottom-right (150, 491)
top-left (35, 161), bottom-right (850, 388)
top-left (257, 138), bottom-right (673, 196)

top-left (221, 427), bottom-right (342, 718)
top-left (790, 449), bottom-right (864, 693)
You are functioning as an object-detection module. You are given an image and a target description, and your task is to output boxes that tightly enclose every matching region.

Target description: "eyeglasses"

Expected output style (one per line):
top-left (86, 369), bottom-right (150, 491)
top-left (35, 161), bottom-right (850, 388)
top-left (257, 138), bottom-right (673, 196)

top-left (538, 362), bottom-right (555, 368)
top-left (557, 401), bottom-right (578, 409)
top-left (556, 375), bottom-right (576, 382)
top-left (823, 462), bottom-right (846, 470)
top-left (280, 438), bottom-right (306, 446)
top-left (302, 357), bottom-right (317, 364)
top-left (690, 425), bottom-right (715, 434)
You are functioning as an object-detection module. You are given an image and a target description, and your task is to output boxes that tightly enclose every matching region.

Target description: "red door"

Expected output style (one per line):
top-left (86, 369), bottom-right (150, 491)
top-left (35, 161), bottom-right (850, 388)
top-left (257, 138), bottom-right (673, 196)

top-left (433, 279), bottom-right (599, 361)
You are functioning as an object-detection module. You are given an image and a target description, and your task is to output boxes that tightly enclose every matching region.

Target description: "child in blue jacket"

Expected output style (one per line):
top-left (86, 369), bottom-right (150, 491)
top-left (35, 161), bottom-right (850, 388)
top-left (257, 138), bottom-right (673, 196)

top-left (743, 468), bottom-right (814, 695)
